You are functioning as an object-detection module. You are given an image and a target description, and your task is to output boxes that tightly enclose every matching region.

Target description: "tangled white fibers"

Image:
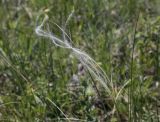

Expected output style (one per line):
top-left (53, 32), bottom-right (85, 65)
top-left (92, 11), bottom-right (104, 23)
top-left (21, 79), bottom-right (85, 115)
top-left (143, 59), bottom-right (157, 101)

top-left (35, 14), bottom-right (112, 94)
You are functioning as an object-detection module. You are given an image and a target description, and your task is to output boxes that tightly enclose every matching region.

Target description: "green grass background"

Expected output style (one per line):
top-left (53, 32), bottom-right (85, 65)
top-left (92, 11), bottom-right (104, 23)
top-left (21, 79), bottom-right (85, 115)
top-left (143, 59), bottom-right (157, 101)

top-left (0, 0), bottom-right (160, 121)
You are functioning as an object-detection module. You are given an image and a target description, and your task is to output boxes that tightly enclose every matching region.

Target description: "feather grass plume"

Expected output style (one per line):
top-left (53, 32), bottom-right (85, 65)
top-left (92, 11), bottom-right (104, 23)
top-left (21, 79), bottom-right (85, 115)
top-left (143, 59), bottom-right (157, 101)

top-left (35, 14), bottom-right (112, 94)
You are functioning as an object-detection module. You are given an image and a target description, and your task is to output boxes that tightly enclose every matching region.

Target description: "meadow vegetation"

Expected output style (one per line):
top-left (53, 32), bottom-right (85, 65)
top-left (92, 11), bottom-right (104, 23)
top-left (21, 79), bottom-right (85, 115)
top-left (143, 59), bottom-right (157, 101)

top-left (0, 0), bottom-right (160, 121)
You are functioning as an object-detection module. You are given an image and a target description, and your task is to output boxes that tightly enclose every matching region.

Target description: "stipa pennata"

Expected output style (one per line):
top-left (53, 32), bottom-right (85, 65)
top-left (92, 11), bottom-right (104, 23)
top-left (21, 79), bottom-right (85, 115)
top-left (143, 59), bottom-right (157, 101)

top-left (35, 14), bottom-right (112, 94)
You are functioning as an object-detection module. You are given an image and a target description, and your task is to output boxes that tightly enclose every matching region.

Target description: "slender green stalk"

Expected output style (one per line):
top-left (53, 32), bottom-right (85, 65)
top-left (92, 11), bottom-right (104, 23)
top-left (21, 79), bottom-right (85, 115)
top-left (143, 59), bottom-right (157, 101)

top-left (156, 32), bottom-right (160, 122)
top-left (129, 12), bottom-right (140, 122)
